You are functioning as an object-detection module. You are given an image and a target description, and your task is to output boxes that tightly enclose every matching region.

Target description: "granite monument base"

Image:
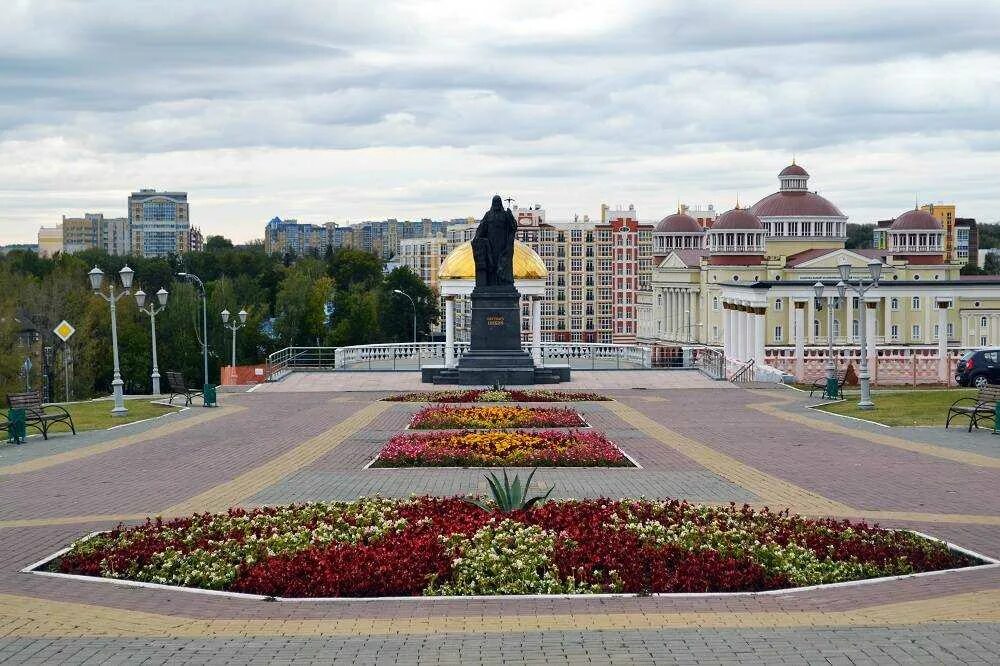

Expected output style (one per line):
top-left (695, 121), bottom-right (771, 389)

top-left (421, 285), bottom-right (570, 385)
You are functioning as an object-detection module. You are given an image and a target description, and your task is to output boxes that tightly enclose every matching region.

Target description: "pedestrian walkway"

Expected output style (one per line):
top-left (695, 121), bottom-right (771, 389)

top-left (1, 383), bottom-right (997, 664)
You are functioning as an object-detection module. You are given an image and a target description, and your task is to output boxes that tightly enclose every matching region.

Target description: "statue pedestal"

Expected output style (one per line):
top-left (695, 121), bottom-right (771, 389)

top-left (422, 285), bottom-right (570, 385)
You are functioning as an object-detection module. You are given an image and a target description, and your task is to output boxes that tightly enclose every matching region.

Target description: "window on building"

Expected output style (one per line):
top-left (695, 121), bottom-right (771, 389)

top-left (712, 325), bottom-right (718, 340)
top-left (982, 336), bottom-right (988, 346)
top-left (814, 319), bottom-right (820, 337)
top-left (712, 296), bottom-right (719, 310)
top-left (982, 316), bottom-right (988, 328)
top-left (891, 298), bottom-right (899, 311)
top-left (774, 325), bottom-right (783, 342)
top-left (912, 324), bottom-right (921, 340)
top-left (852, 319), bottom-right (860, 338)
top-left (832, 319), bottom-right (840, 337)
top-left (852, 297), bottom-right (859, 310)
top-left (891, 324), bottom-right (900, 340)
top-left (774, 298), bottom-right (783, 311)
top-left (947, 323), bottom-right (954, 338)
top-left (911, 296), bottom-right (920, 310)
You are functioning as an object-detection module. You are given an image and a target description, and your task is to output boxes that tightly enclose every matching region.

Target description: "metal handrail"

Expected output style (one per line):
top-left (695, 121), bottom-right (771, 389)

top-left (730, 359), bottom-right (756, 383)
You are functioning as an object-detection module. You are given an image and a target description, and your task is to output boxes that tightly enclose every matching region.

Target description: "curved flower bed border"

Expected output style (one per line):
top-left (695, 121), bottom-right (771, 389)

top-left (373, 429), bottom-right (632, 468)
top-left (385, 389), bottom-right (610, 403)
top-left (409, 405), bottom-right (587, 430)
top-left (41, 498), bottom-right (984, 599)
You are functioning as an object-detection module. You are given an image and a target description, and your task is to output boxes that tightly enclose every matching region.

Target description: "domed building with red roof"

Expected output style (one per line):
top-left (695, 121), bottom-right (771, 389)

top-left (643, 162), bottom-right (995, 384)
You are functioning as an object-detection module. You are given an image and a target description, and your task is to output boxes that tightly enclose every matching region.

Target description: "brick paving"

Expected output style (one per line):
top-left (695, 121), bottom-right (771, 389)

top-left (0, 377), bottom-right (997, 663)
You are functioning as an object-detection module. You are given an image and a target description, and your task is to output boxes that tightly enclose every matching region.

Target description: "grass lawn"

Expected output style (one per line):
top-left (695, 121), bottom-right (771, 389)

top-left (814, 389), bottom-right (977, 427)
top-left (43, 399), bottom-right (183, 434)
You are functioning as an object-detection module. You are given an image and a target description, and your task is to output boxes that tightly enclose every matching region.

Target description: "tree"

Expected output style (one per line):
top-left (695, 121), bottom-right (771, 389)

top-left (327, 287), bottom-right (380, 346)
top-left (984, 253), bottom-right (1000, 275)
top-left (378, 267), bottom-right (441, 342)
top-left (275, 260), bottom-right (333, 345)
top-left (327, 248), bottom-right (383, 292)
top-left (205, 235), bottom-right (234, 251)
top-left (0, 267), bottom-right (25, 402)
top-left (845, 223), bottom-right (874, 250)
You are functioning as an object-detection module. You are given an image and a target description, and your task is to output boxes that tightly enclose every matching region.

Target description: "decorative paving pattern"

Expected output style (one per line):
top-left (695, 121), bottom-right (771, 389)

top-left (247, 469), bottom-right (757, 505)
top-left (1, 380), bottom-right (998, 663)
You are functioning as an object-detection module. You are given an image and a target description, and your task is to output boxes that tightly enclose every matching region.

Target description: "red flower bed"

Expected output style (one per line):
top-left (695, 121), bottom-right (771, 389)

top-left (52, 498), bottom-right (976, 598)
top-left (372, 429), bottom-right (632, 467)
top-left (408, 405), bottom-right (586, 430)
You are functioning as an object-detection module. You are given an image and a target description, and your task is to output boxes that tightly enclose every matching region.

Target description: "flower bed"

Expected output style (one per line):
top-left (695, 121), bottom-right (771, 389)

top-left (409, 405), bottom-right (586, 430)
top-left (373, 429), bottom-right (630, 467)
top-left (50, 497), bottom-right (975, 597)
top-left (385, 389), bottom-right (610, 403)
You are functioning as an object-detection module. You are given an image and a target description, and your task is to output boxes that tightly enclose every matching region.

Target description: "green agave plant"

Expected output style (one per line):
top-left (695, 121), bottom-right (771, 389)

top-left (467, 468), bottom-right (555, 513)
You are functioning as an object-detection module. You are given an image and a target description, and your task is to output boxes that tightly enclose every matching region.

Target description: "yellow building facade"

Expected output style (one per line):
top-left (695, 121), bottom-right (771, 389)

top-left (642, 164), bottom-right (1000, 381)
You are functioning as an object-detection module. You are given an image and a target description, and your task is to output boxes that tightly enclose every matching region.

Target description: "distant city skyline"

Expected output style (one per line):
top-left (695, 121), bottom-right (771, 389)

top-left (1, 1), bottom-right (999, 244)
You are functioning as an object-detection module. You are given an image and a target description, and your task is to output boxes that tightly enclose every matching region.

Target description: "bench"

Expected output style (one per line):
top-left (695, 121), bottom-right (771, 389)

top-left (166, 371), bottom-right (203, 406)
top-left (946, 385), bottom-right (1000, 432)
top-left (809, 369), bottom-right (848, 399)
top-left (5, 390), bottom-right (76, 440)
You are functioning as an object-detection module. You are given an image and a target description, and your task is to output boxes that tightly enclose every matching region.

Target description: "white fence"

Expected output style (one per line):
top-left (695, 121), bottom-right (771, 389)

top-left (265, 342), bottom-right (659, 380)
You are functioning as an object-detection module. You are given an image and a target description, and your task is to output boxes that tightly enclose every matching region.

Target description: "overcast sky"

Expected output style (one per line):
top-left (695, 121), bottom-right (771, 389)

top-left (1, 0), bottom-right (998, 244)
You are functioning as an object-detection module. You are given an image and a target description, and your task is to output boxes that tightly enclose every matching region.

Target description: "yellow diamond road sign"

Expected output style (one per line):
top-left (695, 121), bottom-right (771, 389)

top-left (53, 320), bottom-right (76, 342)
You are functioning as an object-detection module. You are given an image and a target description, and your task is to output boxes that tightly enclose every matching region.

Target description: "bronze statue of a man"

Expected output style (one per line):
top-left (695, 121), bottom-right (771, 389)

top-left (472, 195), bottom-right (517, 287)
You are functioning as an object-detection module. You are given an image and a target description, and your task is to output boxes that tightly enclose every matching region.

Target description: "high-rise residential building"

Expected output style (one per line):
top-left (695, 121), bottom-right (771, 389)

top-left (189, 226), bottom-right (204, 253)
top-left (264, 217), bottom-right (329, 256)
top-left (128, 189), bottom-right (190, 257)
top-left (37, 226), bottom-right (63, 257)
top-left (955, 218), bottom-right (978, 266)
top-left (399, 233), bottom-right (448, 292)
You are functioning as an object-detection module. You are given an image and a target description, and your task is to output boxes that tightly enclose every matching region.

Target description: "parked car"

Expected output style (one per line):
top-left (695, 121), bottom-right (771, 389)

top-left (955, 348), bottom-right (1000, 388)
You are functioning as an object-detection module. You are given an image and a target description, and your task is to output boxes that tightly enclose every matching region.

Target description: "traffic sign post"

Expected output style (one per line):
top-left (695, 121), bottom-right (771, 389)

top-left (53, 321), bottom-right (76, 403)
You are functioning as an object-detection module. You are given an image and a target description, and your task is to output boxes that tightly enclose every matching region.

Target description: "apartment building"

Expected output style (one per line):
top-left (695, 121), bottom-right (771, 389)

top-left (60, 213), bottom-right (131, 255)
top-left (129, 189), bottom-right (190, 257)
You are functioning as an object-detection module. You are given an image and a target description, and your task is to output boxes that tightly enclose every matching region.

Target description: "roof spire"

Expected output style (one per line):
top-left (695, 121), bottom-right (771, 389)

top-left (792, 153), bottom-right (796, 165)
top-left (735, 192), bottom-right (740, 209)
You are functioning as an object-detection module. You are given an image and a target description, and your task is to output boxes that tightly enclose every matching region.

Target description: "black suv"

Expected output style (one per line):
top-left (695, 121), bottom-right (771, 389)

top-left (955, 348), bottom-right (1000, 388)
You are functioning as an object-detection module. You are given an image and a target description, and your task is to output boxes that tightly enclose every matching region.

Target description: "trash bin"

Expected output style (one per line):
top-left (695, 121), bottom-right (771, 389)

top-left (203, 384), bottom-right (217, 408)
top-left (6, 408), bottom-right (26, 444)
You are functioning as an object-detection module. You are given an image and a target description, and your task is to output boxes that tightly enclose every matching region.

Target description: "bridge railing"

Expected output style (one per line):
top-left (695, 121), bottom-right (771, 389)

top-left (265, 342), bottom-right (671, 380)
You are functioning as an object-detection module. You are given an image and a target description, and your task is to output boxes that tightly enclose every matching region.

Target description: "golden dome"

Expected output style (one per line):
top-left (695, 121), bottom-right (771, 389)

top-left (438, 240), bottom-right (547, 280)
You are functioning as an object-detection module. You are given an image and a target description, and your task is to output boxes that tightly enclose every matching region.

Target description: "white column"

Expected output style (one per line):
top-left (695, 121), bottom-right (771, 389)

top-left (736, 306), bottom-right (747, 361)
top-left (962, 314), bottom-right (969, 347)
top-left (754, 307), bottom-right (766, 362)
top-left (691, 292), bottom-right (700, 343)
top-left (723, 305), bottom-right (733, 359)
top-left (884, 300), bottom-right (892, 343)
top-left (807, 297), bottom-right (816, 344)
top-left (531, 297), bottom-right (542, 366)
top-left (684, 290), bottom-right (693, 342)
top-left (794, 302), bottom-right (805, 379)
top-left (937, 300), bottom-right (949, 383)
top-left (444, 297), bottom-right (456, 367)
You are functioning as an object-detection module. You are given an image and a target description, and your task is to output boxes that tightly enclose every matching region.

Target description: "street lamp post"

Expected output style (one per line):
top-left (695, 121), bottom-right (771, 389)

top-left (135, 288), bottom-right (169, 395)
top-left (89, 265), bottom-right (134, 416)
top-left (813, 280), bottom-right (847, 399)
top-left (392, 289), bottom-right (417, 343)
top-left (221, 308), bottom-right (248, 368)
top-left (837, 259), bottom-right (883, 410)
top-left (176, 272), bottom-right (213, 406)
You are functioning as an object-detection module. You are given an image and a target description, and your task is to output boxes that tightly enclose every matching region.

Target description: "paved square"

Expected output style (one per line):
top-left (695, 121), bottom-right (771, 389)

top-left (1, 372), bottom-right (998, 664)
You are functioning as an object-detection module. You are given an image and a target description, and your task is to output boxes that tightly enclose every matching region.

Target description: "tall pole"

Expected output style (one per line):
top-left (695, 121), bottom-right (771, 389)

top-left (857, 301), bottom-right (873, 409)
top-left (826, 295), bottom-right (835, 385)
top-left (149, 310), bottom-right (160, 395)
top-left (90, 265), bottom-right (132, 416)
top-left (201, 294), bottom-right (208, 387)
top-left (63, 344), bottom-right (70, 403)
top-left (231, 326), bottom-right (237, 368)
